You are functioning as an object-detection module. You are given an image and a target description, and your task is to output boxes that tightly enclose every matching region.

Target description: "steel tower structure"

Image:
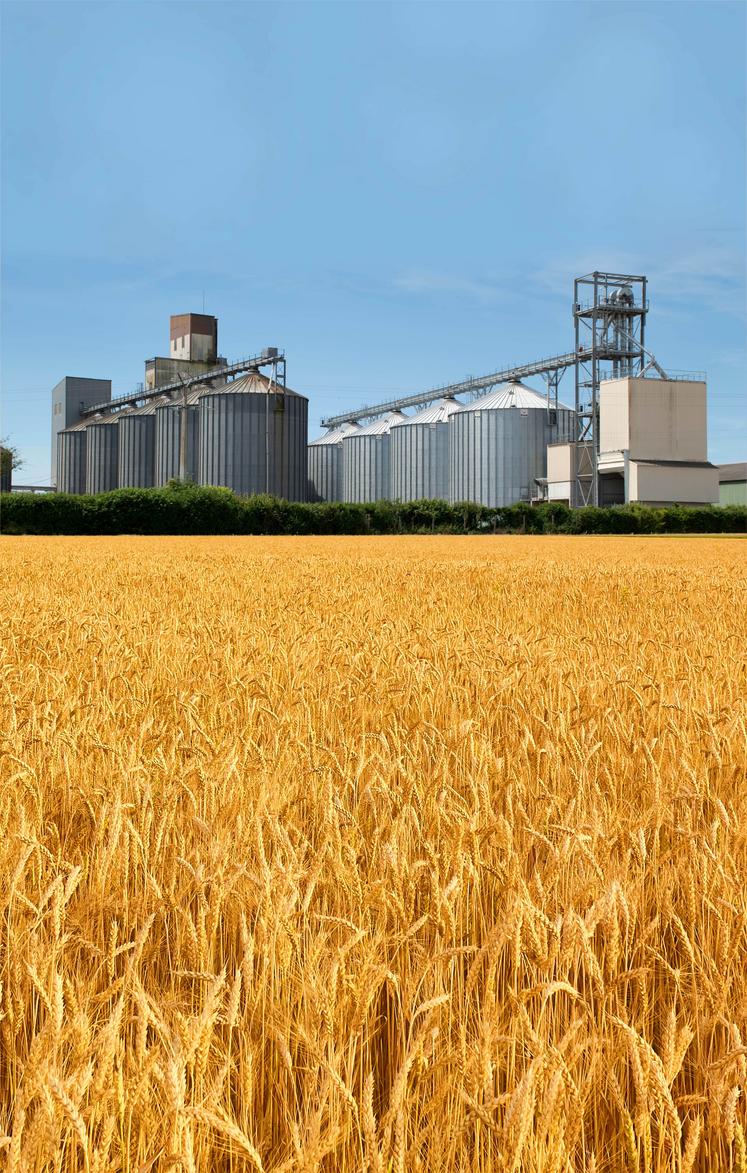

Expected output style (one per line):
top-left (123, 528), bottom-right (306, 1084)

top-left (572, 272), bottom-right (648, 505)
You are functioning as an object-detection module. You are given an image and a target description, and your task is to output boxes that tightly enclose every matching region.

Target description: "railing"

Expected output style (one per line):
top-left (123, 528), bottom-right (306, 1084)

top-left (81, 351), bottom-right (284, 417)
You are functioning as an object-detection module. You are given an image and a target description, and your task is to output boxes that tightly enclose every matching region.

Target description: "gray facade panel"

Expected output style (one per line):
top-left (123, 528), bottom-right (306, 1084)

top-left (449, 407), bottom-right (575, 507)
top-left (51, 376), bottom-right (111, 484)
top-left (342, 434), bottom-right (391, 502)
top-left (390, 421), bottom-right (450, 501)
top-left (199, 391), bottom-right (308, 500)
top-left (118, 415), bottom-right (156, 488)
top-left (86, 422), bottom-right (119, 494)
top-left (155, 404), bottom-right (200, 485)
top-left (56, 430), bottom-right (88, 495)
top-left (308, 443), bottom-right (343, 502)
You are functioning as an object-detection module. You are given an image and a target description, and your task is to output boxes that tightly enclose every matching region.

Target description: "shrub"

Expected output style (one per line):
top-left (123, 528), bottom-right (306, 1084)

top-left (1, 486), bottom-right (745, 536)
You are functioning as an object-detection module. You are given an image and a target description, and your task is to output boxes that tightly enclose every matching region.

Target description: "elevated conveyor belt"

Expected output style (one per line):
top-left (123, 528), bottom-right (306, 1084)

top-left (319, 348), bottom-right (600, 428)
top-left (81, 351), bottom-right (285, 417)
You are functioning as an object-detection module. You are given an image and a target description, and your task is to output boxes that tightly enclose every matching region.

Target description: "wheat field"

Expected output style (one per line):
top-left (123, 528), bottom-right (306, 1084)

top-left (1, 535), bottom-right (746, 1172)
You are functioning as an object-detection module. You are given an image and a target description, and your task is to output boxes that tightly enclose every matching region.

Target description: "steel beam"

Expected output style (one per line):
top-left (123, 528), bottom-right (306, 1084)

top-left (81, 351), bottom-right (285, 417)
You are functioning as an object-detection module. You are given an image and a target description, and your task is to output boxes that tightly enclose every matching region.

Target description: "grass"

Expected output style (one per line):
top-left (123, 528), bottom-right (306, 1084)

top-left (1, 535), bottom-right (746, 1171)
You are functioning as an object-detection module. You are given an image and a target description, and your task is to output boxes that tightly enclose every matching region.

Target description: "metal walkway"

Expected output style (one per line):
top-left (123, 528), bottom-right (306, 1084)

top-left (319, 346), bottom-right (703, 429)
top-left (320, 348), bottom-right (589, 428)
top-left (81, 350), bottom-right (285, 417)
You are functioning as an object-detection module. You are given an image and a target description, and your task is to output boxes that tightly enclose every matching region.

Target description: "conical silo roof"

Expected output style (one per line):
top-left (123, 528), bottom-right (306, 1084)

top-left (61, 417), bottom-right (90, 433)
top-left (390, 398), bottom-right (461, 427)
top-left (198, 371), bottom-right (305, 399)
top-left (126, 395), bottom-right (171, 416)
top-left (352, 410), bottom-right (408, 437)
top-left (309, 421), bottom-right (360, 446)
top-left (458, 381), bottom-right (573, 413)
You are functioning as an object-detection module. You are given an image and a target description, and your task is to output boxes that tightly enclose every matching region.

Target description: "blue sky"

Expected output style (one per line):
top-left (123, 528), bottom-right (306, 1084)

top-left (2, 0), bottom-right (744, 482)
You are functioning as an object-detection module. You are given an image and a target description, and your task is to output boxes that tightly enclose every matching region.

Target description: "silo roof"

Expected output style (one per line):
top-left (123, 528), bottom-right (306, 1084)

top-left (390, 398), bottom-right (461, 427)
top-left (350, 410), bottom-right (408, 437)
top-left (309, 421), bottom-right (361, 446)
top-left (126, 395), bottom-right (172, 417)
top-left (457, 381), bottom-right (573, 413)
top-left (86, 407), bottom-right (135, 425)
top-left (199, 371), bottom-right (305, 400)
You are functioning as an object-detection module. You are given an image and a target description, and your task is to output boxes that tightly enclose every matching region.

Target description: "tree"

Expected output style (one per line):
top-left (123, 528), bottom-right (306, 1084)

top-left (1, 437), bottom-right (23, 492)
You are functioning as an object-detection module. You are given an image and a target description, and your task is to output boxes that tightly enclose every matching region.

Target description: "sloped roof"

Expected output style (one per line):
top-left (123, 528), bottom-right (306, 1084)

top-left (198, 371), bottom-right (305, 399)
top-left (309, 421), bottom-right (361, 446)
top-left (458, 381), bottom-right (573, 413)
top-left (390, 398), bottom-right (461, 427)
top-left (718, 462), bottom-right (747, 482)
top-left (347, 411), bottom-right (408, 437)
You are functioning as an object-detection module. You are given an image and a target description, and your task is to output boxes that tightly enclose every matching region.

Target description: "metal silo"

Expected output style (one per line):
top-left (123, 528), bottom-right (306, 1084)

top-left (199, 372), bottom-right (309, 500)
top-left (56, 419), bottom-right (88, 494)
top-left (308, 421), bottom-right (360, 502)
top-left (154, 387), bottom-right (202, 485)
top-left (85, 414), bottom-right (122, 494)
top-left (390, 398), bottom-right (460, 502)
top-left (342, 411), bottom-right (407, 503)
top-left (449, 382), bottom-right (575, 507)
top-left (119, 397), bottom-right (169, 489)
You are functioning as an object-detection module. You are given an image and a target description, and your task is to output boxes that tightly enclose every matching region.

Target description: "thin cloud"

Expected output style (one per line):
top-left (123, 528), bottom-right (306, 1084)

top-left (393, 271), bottom-right (511, 303)
top-left (533, 243), bottom-right (745, 319)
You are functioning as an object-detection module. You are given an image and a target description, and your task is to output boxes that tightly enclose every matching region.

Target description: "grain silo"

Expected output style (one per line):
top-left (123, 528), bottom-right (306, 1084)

top-left (56, 419), bottom-right (89, 494)
top-left (390, 398), bottom-right (460, 502)
top-left (449, 382), bottom-right (574, 507)
top-left (307, 421), bottom-right (360, 502)
top-left (154, 387), bottom-right (202, 485)
top-left (86, 414), bottom-right (123, 494)
top-left (198, 372), bottom-right (308, 500)
top-left (341, 411), bottom-right (407, 503)
top-left (119, 397), bottom-right (170, 488)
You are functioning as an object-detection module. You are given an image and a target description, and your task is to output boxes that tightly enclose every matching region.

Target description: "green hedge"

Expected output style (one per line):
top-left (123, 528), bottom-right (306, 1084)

top-left (1, 483), bottom-right (745, 535)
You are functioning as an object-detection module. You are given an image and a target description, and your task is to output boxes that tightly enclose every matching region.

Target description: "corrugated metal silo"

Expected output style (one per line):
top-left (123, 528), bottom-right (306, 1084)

top-left (390, 398), bottom-right (460, 502)
top-left (199, 372), bottom-right (308, 500)
top-left (119, 397), bottom-right (169, 488)
top-left (307, 421), bottom-right (360, 502)
top-left (449, 382), bottom-right (575, 507)
top-left (85, 414), bottom-right (122, 494)
top-left (56, 419), bottom-right (88, 494)
top-left (154, 387), bottom-right (203, 485)
top-left (342, 411), bottom-right (407, 503)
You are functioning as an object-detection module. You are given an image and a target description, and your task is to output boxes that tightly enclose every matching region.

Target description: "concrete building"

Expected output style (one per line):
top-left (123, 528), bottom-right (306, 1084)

top-left (718, 463), bottom-right (747, 506)
top-left (547, 376), bottom-right (718, 506)
top-left (145, 313), bottom-right (224, 390)
top-left (169, 313), bottom-right (218, 362)
top-left (51, 376), bottom-right (111, 484)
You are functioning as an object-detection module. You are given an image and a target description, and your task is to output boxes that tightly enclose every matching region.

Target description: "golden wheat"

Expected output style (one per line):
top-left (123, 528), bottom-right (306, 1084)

top-left (1, 534), bottom-right (746, 1171)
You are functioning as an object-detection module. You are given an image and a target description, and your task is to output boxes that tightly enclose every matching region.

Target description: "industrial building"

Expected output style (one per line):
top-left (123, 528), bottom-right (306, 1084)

top-left (53, 315), bottom-right (308, 500)
top-left (311, 271), bottom-right (722, 509)
top-left (50, 273), bottom-right (731, 510)
top-left (717, 464), bottom-right (747, 506)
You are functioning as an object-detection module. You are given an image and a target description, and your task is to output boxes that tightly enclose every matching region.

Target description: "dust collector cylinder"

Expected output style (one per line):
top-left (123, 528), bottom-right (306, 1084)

top-left (198, 372), bottom-right (309, 500)
top-left (85, 417), bottom-right (120, 494)
top-left (118, 400), bottom-right (163, 489)
top-left (307, 421), bottom-right (360, 502)
top-left (390, 398), bottom-right (460, 502)
top-left (449, 382), bottom-right (575, 507)
top-left (154, 391), bottom-right (201, 485)
top-left (341, 411), bottom-right (407, 503)
top-left (56, 424), bottom-right (88, 494)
